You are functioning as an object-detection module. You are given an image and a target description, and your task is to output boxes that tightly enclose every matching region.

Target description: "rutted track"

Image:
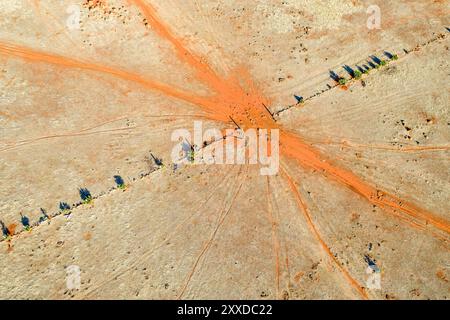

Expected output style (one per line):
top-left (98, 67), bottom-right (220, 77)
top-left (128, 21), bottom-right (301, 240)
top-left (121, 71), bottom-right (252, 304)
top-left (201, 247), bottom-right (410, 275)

top-left (0, 0), bottom-right (449, 300)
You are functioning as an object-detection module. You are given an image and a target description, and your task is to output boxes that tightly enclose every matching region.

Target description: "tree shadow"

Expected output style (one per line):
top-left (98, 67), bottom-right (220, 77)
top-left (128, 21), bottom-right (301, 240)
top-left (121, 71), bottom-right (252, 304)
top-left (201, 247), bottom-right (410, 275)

top-left (367, 60), bottom-right (377, 69)
top-left (114, 175), bottom-right (125, 187)
top-left (39, 208), bottom-right (50, 222)
top-left (383, 51), bottom-right (394, 59)
top-left (79, 188), bottom-right (92, 202)
top-left (364, 254), bottom-right (380, 272)
top-left (20, 214), bottom-right (30, 229)
top-left (150, 153), bottom-right (163, 166)
top-left (294, 95), bottom-right (303, 103)
top-left (59, 202), bottom-right (70, 211)
top-left (343, 65), bottom-right (355, 77)
top-left (356, 65), bottom-right (365, 73)
top-left (370, 55), bottom-right (382, 65)
top-left (0, 220), bottom-right (9, 237)
top-left (329, 70), bottom-right (340, 82)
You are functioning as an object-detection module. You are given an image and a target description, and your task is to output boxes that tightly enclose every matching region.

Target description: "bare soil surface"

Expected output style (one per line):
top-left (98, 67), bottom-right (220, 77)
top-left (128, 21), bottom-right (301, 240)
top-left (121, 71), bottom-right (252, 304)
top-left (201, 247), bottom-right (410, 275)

top-left (0, 0), bottom-right (449, 299)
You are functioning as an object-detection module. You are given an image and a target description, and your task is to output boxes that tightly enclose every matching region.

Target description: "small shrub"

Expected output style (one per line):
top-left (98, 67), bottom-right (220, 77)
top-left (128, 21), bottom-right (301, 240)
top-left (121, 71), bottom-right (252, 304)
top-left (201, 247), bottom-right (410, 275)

top-left (391, 54), bottom-right (398, 60)
top-left (353, 70), bottom-right (362, 79)
top-left (187, 150), bottom-right (195, 163)
top-left (59, 202), bottom-right (70, 212)
top-left (338, 77), bottom-right (347, 85)
top-left (379, 60), bottom-right (387, 66)
top-left (83, 196), bottom-right (93, 204)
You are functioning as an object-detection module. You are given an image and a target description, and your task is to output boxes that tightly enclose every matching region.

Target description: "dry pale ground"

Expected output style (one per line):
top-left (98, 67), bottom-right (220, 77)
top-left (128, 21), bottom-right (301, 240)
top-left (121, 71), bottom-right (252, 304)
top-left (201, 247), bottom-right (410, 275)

top-left (0, 0), bottom-right (449, 299)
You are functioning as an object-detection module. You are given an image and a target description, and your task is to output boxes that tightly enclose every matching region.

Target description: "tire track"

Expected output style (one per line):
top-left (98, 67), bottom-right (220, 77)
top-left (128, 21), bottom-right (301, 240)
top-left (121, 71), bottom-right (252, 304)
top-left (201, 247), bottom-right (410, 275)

top-left (280, 164), bottom-right (368, 300)
top-left (177, 165), bottom-right (248, 299)
top-left (82, 165), bottom-right (237, 298)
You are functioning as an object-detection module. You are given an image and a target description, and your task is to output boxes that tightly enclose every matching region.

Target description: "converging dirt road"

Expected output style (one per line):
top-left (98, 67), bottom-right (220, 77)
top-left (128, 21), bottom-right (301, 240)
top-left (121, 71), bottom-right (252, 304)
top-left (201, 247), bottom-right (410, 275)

top-left (0, 0), bottom-right (449, 299)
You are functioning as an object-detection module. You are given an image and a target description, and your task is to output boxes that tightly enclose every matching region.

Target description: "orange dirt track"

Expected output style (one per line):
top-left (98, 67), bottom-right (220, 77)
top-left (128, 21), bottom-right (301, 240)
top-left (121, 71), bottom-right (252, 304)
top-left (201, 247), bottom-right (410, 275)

top-left (0, 0), bottom-right (449, 300)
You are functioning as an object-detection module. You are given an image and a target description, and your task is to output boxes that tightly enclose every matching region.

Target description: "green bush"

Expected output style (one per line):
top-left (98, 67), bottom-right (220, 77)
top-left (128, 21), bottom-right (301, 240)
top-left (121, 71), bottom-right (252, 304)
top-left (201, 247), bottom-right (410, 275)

top-left (353, 70), bottom-right (362, 79)
top-left (187, 150), bottom-right (195, 163)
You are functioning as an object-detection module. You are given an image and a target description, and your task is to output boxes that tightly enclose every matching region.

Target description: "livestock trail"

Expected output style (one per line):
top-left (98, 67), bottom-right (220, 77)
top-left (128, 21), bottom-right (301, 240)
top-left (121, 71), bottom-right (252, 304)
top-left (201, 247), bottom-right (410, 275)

top-left (0, 0), bottom-right (449, 299)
